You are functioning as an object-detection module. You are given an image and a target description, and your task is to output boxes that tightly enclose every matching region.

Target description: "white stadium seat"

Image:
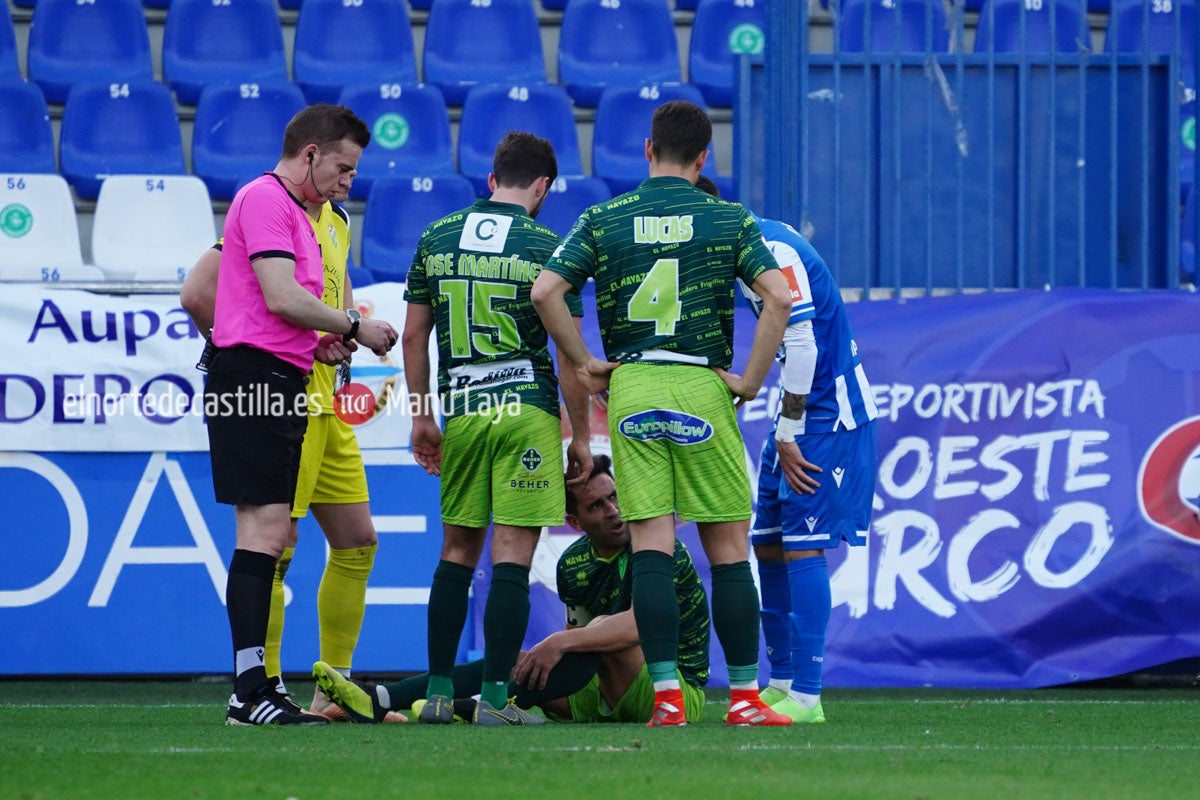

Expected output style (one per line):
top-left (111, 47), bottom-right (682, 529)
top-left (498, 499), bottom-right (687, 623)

top-left (91, 174), bottom-right (217, 281)
top-left (0, 173), bottom-right (102, 282)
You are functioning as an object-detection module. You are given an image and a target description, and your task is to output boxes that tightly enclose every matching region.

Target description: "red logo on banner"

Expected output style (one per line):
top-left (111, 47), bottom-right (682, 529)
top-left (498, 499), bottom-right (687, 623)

top-left (1138, 415), bottom-right (1200, 544)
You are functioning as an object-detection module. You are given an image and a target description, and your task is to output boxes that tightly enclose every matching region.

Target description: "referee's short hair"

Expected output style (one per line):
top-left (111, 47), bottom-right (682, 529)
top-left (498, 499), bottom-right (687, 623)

top-left (650, 100), bottom-right (712, 167)
top-left (493, 131), bottom-right (558, 190)
top-left (565, 453), bottom-right (614, 517)
top-left (282, 103), bottom-right (371, 158)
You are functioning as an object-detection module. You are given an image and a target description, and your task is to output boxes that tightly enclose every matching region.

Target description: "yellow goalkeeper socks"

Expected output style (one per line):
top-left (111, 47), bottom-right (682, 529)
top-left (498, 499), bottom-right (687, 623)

top-left (317, 544), bottom-right (377, 671)
top-left (264, 546), bottom-right (294, 678)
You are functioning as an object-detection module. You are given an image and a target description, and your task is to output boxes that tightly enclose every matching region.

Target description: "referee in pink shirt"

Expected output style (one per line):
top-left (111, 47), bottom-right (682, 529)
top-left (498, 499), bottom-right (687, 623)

top-left (204, 104), bottom-right (398, 726)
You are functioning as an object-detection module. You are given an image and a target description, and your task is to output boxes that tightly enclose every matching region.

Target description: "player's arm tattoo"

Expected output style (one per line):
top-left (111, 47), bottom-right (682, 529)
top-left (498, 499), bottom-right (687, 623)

top-left (781, 390), bottom-right (808, 420)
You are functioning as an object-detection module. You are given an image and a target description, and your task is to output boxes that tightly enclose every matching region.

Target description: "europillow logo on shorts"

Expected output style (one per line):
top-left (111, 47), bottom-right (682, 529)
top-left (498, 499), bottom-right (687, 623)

top-left (0, 203), bottom-right (33, 238)
top-left (372, 113), bottom-right (410, 150)
top-left (459, 212), bottom-right (513, 253)
top-left (618, 409), bottom-right (713, 445)
top-left (521, 448), bottom-right (543, 472)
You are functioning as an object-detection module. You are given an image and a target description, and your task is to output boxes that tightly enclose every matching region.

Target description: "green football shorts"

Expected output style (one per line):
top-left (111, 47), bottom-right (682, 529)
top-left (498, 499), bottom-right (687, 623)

top-left (440, 403), bottom-right (565, 528)
top-left (608, 363), bottom-right (751, 523)
top-left (568, 665), bottom-right (705, 723)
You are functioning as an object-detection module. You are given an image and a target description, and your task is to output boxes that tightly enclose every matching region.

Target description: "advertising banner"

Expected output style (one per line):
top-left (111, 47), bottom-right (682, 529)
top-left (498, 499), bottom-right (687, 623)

top-left (4, 286), bottom-right (1200, 686)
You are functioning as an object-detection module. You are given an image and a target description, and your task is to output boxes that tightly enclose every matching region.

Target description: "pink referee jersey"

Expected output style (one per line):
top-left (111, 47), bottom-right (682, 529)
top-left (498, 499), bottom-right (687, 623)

top-left (212, 174), bottom-right (324, 372)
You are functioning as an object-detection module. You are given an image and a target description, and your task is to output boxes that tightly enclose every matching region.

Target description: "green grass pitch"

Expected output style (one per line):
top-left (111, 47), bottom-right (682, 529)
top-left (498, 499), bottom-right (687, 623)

top-left (1, 681), bottom-right (1198, 799)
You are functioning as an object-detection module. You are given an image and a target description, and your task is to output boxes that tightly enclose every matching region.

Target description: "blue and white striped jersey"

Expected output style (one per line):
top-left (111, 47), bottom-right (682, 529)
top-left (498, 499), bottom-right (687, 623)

top-left (737, 215), bottom-right (878, 434)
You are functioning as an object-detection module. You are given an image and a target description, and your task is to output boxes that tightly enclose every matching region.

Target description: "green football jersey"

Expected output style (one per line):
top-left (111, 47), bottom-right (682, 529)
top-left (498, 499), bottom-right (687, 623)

top-left (405, 199), bottom-right (582, 417)
top-left (545, 176), bottom-right (776, 369)
top-left (556, 536), bottom-right (711, 688)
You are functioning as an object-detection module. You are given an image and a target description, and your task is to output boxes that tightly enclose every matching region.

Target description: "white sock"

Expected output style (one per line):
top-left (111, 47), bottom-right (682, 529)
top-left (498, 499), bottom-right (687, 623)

top-left (768, 678), bottom-right (791, 693)
top-left (652, 679), bottom-right (682, 692)
top-left (788, 690), bottom-right (820, 709)
top-left (376, 685), bottom-right (392, 709)
top-left (728, 680), bottom-right (757, 692)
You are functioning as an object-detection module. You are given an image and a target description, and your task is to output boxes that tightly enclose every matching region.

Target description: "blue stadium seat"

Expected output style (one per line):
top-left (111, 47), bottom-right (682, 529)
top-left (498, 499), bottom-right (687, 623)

top-left (10, 0), bottom-right (36, 9)
top-left (337, 82), bottom-right (455, 201)
top-left (143, 0), bottom-right (172, 8)
top-left (0, 13), bottom-right (19, 82)
top-left (192, 82), bottom-right (307, 201)
top-left (294, 0), bottom-right (418, 105)
top-left (278, 0), bottom-right (302, 8)
top-left (838, 0), bottom-right (951, 53)
top-left (59, 81), bottom-right (186, 201)
top-left (0, 81), bottom-right (56, 174)
top-left (675, 0), bottom-right (701, 9)
top-left (28, 0), bottom-right (154, 104)
top-left (538, 176), bottom-right (612, 239)
top-left (361, 175), bottom-right (478, 282)
top-left (974, 0), bottom-right (1090, 53)
top-left (162, 0), bottom-right (289, 105)
top-left (689, 0), bottom-right (767, 107)
top-left (408, 0), bottom-right (432, 9)
top-left (1105, 0), bottom-right (1197, 68)
top-left (592, 84), bottom-right (730, 196)
top-left (559, 0), bottom-right (683, 107)
top-left (423, 0), bottom-right (547, 105)
top-left (457, 83), bottom-right (584, 195)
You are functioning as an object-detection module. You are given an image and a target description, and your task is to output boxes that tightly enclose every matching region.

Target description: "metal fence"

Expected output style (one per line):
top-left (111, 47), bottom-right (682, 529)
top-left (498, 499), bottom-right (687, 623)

top-left (739, 0), bottom-right (1200, 293)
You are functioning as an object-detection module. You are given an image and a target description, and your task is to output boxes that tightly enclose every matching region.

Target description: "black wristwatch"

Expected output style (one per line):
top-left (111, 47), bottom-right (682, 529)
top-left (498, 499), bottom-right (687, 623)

top-left (343, 308), bottom-right (362, 344)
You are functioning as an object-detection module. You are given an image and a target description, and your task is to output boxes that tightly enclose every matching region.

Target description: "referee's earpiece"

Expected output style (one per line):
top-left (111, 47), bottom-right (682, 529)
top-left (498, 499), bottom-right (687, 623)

top-left (308, 151), bottom-right (314, 163)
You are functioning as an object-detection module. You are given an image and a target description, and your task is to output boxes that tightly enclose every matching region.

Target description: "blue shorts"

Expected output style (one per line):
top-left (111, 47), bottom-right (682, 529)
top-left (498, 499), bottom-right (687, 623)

top-left (750, 420), bottom-right (877, 551)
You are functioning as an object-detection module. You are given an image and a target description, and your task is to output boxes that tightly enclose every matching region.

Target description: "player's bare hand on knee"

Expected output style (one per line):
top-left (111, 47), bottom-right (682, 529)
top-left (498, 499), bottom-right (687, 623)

top-left (513, 635), bottom-right (565, 691)
top-left (713, 368), bottom-right (759, 407)
top-left (565, 439), bottom-right (592, 488)
top-left (355, 318), bottom-right (400, 357)
top-left (315, 333), bottom-right (356, 366)
top-left (777, 439), bottom-right (821, 494)
top-left (411, 417), bottom-right (443, 476)
top-left (578, 357), bottom-right (619, 397)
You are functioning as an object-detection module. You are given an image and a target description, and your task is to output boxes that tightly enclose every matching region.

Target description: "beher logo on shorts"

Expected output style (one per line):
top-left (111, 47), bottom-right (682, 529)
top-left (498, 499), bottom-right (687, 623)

top-left (459, 212), bottom-right (513, 253)
top-left (1137, 415), bottom-right (1200, 545)
top-left (0, 203), bottom-right (33, 238)
top-left (618, 409), bottom-right (713, 445)
top-left (521, 447), bottom-right (543, 472)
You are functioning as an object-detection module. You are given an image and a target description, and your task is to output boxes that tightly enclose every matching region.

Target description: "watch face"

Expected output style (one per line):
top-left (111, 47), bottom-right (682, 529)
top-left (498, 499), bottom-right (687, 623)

top-left (347, 309), bottom-right (363, 323)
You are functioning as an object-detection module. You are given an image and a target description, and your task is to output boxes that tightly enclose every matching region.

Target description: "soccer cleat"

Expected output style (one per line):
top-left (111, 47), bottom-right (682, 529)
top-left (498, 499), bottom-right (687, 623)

top-left (759, 686), bottom-right (789, 707)
top-left (771, 696), bottom-right (826, 724)
top-left (311, 661), bottom-right (390, 724)
top-left (225, 686), bottom-right (329, 727)
top-left (472, 699), bottom-right (546, 726)
top-left (267, 676), bottom-right (306, 714)
top-left (725, 690), bottom-right (793, 726)
top-left (415, 694), bottom-right (456, 724)
top-left (646, 689), bottom-right (687, 727)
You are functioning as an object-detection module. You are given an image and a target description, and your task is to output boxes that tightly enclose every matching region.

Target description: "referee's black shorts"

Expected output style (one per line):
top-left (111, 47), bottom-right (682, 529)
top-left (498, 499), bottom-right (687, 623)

top-left (203, 345), bottom-right (309, 507)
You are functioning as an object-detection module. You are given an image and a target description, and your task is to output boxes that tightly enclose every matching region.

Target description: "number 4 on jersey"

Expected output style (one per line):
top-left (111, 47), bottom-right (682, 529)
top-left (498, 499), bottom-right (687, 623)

top-left (628, 258), bottom-right (682, 336)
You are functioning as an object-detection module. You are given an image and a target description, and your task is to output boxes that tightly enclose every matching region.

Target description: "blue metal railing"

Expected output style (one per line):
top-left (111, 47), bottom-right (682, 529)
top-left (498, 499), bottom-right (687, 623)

top-left (741, 0), bottom-right (1197, 293)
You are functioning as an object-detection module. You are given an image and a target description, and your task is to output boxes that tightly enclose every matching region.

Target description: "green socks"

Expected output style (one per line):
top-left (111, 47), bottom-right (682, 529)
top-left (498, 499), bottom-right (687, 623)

top-left (426, 559), bottom-right (474, 698)
top-left (481, 563), bottom-right (531, 708)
